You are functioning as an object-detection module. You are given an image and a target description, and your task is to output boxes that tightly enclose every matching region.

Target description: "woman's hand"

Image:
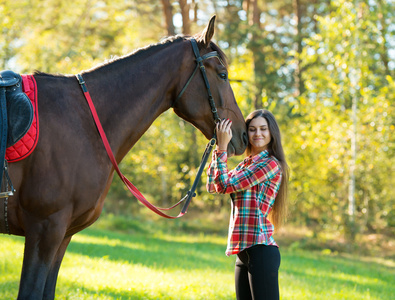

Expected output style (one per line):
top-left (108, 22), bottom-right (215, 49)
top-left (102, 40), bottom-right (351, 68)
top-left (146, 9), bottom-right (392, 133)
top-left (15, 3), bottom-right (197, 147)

top-left (216, 119), bottom-right (233, 151)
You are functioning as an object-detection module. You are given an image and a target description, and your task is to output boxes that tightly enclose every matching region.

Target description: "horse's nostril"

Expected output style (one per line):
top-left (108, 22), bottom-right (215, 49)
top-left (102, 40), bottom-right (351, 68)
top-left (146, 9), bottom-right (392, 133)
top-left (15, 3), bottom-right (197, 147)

top-left (243, 132), bottom-right (248, 146)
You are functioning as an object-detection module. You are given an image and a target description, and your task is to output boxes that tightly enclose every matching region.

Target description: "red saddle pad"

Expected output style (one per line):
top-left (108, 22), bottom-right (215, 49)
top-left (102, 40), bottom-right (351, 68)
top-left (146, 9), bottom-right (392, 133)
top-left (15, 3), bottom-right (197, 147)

top-left (6, 75), bottom-right (39, 162)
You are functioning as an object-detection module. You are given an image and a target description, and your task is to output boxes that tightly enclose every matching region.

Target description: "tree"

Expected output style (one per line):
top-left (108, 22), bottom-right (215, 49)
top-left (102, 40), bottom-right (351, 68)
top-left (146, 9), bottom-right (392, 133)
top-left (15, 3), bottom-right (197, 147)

top-left (296, 0), bottom-right (395, 238)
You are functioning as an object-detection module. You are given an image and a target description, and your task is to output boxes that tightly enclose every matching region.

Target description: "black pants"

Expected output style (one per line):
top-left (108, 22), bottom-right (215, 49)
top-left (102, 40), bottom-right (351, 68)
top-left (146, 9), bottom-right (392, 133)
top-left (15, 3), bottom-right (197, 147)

top-left (235, 244), bottom-right (281, 300)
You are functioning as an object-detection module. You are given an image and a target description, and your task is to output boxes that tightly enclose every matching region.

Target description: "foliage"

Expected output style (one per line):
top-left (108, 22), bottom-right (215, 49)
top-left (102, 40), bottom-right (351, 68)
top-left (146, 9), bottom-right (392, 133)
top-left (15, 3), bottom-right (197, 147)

top-left (0, 0), bottom-right (394, 241)
top-left (292, 0), bottom-right (395, 236)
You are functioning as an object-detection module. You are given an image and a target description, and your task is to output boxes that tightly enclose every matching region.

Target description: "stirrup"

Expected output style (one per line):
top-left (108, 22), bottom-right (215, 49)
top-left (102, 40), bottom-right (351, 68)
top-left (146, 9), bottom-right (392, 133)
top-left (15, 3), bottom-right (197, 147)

top-left (0, 160), bottom-right (15, 198)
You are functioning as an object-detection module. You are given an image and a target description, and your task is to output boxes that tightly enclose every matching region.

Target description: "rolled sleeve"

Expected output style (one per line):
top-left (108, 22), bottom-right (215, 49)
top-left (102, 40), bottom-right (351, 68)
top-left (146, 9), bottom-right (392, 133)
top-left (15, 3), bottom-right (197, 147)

top-left (206, 150), bottom-right (228, 193)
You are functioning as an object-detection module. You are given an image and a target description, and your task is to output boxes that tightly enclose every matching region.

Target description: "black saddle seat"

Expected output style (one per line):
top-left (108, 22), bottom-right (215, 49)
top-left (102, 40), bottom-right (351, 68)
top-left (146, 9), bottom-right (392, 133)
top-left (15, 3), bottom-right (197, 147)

top-left (0, 70), bottom-right (34, 147)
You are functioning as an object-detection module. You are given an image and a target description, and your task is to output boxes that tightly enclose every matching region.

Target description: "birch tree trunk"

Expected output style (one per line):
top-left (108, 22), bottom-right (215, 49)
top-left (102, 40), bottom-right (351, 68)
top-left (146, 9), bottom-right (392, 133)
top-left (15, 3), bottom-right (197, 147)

top-left (293, 0), bottom-right (305, 96)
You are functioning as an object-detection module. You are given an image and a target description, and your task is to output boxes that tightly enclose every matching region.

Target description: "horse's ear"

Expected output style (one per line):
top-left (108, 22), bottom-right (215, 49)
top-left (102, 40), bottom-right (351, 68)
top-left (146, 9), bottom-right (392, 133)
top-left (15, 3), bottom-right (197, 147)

top-left (196, 15), bottom-right (216, 47)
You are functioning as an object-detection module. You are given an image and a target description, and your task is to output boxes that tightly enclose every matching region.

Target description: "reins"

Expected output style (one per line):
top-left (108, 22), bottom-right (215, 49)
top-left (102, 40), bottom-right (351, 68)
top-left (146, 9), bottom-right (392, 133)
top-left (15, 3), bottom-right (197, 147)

top-left (77, 38), bottom-right (221, 218)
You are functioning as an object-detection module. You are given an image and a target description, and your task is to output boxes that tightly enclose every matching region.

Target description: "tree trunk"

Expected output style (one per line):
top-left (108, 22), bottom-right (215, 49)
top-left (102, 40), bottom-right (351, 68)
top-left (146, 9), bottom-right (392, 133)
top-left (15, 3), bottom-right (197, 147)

top-left (251, 0), bottom-right (260, 26)
top-left (250, 0), bottom-right (265, 109)
top-left (191, 0), bottom-right (197, 22)
top-left (376, 0), bottom-right (391, 76)
top-left (293, 0), bottom-right (305, 96)
top-left (179, 0), bottom-right (191, 34)
top-left (348, 93), bottom-right (357, 239)
top-left (242, 0), bottom-right (251, 21)
top-left (161, 0), bottom-right (175, 36)
top-left (160, 161), bottom-right (168, 206)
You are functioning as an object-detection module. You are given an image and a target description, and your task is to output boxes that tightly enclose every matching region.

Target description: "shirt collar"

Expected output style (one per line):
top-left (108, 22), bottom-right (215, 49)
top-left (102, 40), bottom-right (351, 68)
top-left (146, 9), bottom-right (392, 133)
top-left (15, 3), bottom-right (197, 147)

top-left (244, 150), bottom-right (269, 164)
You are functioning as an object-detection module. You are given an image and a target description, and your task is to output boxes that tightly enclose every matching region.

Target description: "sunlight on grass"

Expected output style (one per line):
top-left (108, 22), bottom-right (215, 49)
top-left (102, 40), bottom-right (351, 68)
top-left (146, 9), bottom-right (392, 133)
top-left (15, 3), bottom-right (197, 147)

top-left (72, 234), bottom-right (150, 252)
top-left (0, 235), bottom-right (24, 299)
top-left (0, 226), bottom-right (394, 299)
top-left (57, 230), bottom-right (234, 299)
top-left (59, 254), bottom-right (233, 299)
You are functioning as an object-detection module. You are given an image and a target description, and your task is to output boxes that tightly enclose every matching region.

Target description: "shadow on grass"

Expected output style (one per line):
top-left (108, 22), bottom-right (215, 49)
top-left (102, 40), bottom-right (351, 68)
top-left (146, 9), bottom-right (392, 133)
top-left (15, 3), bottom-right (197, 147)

top-left (67, 228), bottom-right (229, 271)
top-left (281, 249), bottom-right (394, 299)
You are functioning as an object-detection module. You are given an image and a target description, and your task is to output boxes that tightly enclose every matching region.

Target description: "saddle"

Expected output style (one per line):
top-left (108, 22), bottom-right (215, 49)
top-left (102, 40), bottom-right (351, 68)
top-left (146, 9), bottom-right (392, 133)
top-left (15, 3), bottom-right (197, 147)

top-left (0, 70), bottom-right (34, 196)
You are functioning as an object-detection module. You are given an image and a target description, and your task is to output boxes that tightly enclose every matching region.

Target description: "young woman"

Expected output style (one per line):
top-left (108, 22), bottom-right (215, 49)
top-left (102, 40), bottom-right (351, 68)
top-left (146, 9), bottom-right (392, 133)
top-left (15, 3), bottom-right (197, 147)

top-left (206, 109), bottom-right (289, 300)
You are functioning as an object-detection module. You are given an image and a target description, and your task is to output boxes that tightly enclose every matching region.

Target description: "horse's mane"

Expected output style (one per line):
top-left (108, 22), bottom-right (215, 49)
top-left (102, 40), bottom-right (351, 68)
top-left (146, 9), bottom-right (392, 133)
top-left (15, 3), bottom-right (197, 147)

top-left (33, 33), bottom-right (228, 77)
top-left (87, 35), bottom-right (187, 72)
top-left (32, 71), bottom-right (69, 77)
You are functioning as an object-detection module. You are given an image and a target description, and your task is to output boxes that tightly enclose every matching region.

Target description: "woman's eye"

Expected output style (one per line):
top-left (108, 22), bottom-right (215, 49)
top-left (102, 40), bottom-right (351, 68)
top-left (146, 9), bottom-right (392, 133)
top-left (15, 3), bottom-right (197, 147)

top-left (218, 73), bottom-right (227, 80)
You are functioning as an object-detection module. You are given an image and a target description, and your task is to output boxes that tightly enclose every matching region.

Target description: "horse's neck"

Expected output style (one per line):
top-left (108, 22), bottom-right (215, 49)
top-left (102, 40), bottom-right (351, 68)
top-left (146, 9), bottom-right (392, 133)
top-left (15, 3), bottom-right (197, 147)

top-left (86, 43), bottom-right (188, 161)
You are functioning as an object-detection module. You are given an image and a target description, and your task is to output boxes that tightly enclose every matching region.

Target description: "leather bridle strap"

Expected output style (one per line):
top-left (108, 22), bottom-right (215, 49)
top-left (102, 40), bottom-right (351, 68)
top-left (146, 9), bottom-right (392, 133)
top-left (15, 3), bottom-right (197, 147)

top-left (172, 38), bottom-right (223, 124)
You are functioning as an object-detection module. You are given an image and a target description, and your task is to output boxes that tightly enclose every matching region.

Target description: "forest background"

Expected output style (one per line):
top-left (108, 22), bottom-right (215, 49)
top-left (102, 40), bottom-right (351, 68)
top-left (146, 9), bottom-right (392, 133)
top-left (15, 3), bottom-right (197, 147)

top-left (1, 0), bottom-right (394, 253)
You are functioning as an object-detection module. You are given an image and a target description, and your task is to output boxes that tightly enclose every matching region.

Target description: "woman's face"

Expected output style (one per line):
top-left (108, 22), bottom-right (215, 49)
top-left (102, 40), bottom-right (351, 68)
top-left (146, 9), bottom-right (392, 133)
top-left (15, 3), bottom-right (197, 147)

top-left (248, 116), bottom-right (271, 156)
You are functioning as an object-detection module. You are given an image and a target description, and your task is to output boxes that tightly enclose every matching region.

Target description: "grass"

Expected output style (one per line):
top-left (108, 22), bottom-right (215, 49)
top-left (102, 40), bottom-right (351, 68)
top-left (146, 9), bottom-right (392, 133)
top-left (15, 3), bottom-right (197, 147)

top-left (0, 214), bottom-right (394, 299)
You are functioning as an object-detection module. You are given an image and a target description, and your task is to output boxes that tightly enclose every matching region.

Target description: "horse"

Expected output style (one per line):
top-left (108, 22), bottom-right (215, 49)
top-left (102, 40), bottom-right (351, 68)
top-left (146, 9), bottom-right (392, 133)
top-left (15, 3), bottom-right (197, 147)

top-left (4, 16), bottom-right (247, 299)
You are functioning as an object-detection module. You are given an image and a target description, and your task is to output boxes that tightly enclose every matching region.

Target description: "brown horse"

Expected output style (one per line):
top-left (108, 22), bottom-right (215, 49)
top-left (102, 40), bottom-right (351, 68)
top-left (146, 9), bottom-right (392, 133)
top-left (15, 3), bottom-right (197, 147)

top-left (5, 16), bottom-right (247, 299)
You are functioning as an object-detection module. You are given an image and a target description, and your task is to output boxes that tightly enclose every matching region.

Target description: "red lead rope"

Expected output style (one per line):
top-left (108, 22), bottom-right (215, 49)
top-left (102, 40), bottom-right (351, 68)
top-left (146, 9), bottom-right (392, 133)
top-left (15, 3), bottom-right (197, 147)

top-left (76, 74), bottom-right (187, 219)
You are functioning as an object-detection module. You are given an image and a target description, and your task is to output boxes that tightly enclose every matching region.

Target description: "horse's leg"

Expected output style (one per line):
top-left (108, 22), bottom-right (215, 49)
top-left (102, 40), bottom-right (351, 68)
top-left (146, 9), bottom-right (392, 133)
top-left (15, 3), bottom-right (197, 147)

top-left (17, 218), bottom-right (68, 300)
top-left (42, 236), bottom-right (72, 300)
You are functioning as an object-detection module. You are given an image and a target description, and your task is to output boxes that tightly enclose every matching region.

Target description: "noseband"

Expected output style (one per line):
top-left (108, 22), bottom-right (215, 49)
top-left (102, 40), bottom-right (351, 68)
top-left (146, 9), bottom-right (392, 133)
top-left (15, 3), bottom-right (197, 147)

top-left (172, 38), bottom-right (223, 124)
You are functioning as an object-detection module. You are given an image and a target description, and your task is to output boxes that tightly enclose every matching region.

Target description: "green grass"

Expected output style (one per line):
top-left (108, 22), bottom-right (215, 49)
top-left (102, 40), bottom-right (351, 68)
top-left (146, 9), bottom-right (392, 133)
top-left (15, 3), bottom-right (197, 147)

top-left (0, 216), bottom-right (394, 299)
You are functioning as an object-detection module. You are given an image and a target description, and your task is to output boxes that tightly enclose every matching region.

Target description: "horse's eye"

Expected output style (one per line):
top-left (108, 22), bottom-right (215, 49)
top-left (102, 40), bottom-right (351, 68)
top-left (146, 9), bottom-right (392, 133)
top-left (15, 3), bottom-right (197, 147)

top-left (218, 72), bottom-right (228, 81)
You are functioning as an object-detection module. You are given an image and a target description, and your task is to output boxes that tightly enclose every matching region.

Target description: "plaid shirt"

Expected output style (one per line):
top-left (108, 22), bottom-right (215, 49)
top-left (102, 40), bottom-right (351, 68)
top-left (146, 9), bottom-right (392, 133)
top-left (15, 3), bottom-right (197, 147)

top-left (206, 149), bottom-right (282, 256)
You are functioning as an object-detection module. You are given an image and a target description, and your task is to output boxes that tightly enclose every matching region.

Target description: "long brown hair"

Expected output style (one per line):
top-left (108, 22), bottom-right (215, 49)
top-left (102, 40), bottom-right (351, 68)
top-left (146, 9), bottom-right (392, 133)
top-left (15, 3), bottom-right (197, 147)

top-left (245, 109), bottom-right (289, 229)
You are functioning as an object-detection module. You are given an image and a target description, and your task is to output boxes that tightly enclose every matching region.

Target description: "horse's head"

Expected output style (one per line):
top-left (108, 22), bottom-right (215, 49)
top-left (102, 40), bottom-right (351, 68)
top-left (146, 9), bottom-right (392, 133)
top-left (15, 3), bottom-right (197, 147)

top-left (172, 16), bottom-right (247, 156)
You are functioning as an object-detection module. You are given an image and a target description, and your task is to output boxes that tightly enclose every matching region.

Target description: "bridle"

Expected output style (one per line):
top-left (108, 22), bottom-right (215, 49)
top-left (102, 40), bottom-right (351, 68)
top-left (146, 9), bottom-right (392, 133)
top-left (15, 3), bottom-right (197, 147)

top-left (170, 38), bottom-right (226, 213)
top-left (172, 38), bottom-right (223, 124)
top-left (77, 38), bottom-right (223, 218)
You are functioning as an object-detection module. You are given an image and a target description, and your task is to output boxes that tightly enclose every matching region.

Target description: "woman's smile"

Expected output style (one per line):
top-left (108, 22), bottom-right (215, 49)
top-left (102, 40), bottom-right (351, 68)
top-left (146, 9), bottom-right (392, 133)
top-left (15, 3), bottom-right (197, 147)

top-left (248, 117), bottom-right (271, 155)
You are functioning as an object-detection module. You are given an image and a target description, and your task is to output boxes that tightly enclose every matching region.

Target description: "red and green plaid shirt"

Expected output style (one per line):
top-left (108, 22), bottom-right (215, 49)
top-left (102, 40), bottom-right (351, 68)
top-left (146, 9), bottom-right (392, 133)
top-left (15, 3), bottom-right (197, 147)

top-left (206, 149), bottom-right (282, 256)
